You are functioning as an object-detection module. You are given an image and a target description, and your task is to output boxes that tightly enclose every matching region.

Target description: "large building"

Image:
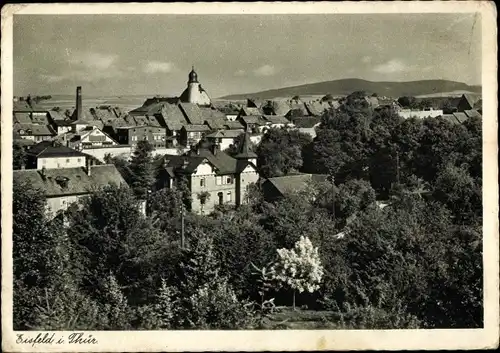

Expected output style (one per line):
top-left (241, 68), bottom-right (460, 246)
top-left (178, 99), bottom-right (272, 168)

top-left (160, 132), bottom-right (259, 214)
top-left (14, 162), bottom-right (127, 217)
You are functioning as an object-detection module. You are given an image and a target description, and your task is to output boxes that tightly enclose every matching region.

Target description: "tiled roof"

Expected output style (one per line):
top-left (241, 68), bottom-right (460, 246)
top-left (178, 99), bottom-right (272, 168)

top-left (14, 123), bottom-right (56, 136)
top-left (241, 107), bottom-right (262, 116)
top-left (265, 101), bottom-right (291, 116)
top-left (240, 115), bottom-right (264, 125)
top-left (224, 121), bottom-right (245, 130)
top-left (462, 93), bottom-right (480, 108)
top-left (179, 103), bottom-right (204, 125)
top-left (441, 114), bottom-right (459, 124)
top-left (13, 100), bottom-right (46, 112)
top-left (464, 109), bottom-right (481, 119)
top-left (47, 110), bottom-right (67, 122)
top-left (13, 165), bottom-right (127, 197)
top-left (13, 113), bottom-right (32, 124)
top-left (157, 103), bottom-right (189, 131)
top-left (182, 124), bottom-right (211, 132)
top-left (27, 141), bottom-right (87, 158)
top-left (31, 115), bottom-right (50, 125)
top-left (288, 102), bottom-right (309, 116)
top-left (263, 115), bottom-right (291, 125)
top-left (202, 108), bottom-right (227, 130)
top-left (304, 101), bottom-right (329, 116)
top-left (165, 147), bottom-right (252, 176)
top-left (292, 116), bottom-right (321, 128)
top-left (265, 174), bottom-right (328, 196)
top-left (206, 129), bottom-right (244, 139)
top-left (452, 112), bottom-right (468, 123)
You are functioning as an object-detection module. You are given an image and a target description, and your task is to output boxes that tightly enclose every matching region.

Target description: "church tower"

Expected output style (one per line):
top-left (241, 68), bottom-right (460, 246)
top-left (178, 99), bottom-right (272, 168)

top-left (179, 66), bottom-right (212, 106)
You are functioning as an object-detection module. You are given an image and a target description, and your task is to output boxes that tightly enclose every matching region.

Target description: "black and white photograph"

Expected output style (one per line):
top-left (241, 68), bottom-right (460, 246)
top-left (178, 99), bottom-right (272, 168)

top-left (1, 2), bottom-right (498, 351)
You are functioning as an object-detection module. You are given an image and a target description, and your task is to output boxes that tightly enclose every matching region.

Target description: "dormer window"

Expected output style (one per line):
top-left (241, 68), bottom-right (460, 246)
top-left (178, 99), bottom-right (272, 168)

top-left (55, 176), bottom-right (70, 189)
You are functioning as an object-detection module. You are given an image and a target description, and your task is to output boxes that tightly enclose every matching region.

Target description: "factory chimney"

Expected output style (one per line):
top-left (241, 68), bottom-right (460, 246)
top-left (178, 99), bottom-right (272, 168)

top-left (76, 86), bottom-right (82, 121)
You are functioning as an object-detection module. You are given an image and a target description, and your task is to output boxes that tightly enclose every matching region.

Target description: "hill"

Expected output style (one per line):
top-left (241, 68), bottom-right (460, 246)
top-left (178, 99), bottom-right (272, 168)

top-left (220, 79), bottom-right (481, 100)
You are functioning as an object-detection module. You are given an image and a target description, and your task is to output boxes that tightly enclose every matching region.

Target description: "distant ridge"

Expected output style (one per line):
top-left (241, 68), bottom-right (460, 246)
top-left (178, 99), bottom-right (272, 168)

top-left (219, 79), bottom-right (481, 100)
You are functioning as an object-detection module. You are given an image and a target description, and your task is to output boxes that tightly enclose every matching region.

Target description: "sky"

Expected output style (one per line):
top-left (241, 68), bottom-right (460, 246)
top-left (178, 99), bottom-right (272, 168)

top-left (13, 13), bottom-right (481, 98)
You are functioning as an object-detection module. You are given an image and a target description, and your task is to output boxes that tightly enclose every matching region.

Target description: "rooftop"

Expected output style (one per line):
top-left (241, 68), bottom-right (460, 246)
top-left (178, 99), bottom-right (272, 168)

top-left (13, 164), bottom-right (127, 197)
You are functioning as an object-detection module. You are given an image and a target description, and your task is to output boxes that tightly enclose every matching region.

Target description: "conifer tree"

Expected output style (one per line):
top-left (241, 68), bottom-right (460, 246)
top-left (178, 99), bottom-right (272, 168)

top-left (129, 140), bottom-right (155, 200)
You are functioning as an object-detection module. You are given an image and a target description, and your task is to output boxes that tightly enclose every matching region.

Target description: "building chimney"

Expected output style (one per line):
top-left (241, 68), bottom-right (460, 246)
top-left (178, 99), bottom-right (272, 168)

top-left (76, 86), bottom-right (82, 121)
top-left (85, 157), bottom-right (92, 176)
top-left (212, 142), bottom-right (220, 155)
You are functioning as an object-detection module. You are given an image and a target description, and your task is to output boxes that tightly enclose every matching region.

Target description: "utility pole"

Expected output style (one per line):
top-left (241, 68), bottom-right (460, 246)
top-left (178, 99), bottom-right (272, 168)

top-left (396, 150), bottom-right (400, 184)
top-left (181, 202), bottom-right (185, 249)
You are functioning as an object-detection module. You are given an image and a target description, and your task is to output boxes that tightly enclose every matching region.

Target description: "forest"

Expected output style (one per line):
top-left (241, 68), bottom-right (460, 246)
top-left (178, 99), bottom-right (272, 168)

top-left (13, 92), bottom-right (482, 330)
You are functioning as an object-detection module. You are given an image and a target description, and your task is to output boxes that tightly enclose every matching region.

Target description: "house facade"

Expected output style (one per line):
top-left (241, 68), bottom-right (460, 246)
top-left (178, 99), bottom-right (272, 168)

top-left (25, 141), bottom-right (88, 170)
top-left (161, 132), bottom-right (259, 214)
top-left (115, 125), bottom-right (167, 148)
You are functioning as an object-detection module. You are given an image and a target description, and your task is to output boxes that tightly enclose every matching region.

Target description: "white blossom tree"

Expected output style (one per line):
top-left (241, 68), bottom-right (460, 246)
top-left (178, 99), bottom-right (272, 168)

top-left (271, 236), bottom-right (324, 310)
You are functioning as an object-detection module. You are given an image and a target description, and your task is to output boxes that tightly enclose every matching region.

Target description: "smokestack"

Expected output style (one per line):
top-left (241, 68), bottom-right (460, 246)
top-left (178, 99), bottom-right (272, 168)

top-left (76, 86), bottom-right (82, 121)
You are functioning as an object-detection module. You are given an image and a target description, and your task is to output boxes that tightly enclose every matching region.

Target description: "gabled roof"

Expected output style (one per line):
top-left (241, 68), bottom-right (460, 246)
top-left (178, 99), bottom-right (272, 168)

top-left (264, 100), bottom-right (291, 116)
top-left (304, 101), bottom-right (325, 116)
top-left (157, 103), bottom-right (189, 131)
top-left (461, 93), bottom-right (480, 108)
top-left (27, 141), bottom-right (87, 158)
top-left (69, 108), bottom-right (94, 121)
top-left (241, 107), bottom-right (262, 116)
top-left (13, 113), bottom-right (32, 124)
top-left (133, 115), bottom-right (150, 126)
top-left (14, 123), bottom-right (56, 136)
top-left (182, 124), bottom-right (211, 132)
top-left (452, 112), bottom-right (468, 124)
top-left (292, 116), bottom-right (321, 128)
top-left (441, 114), bottom-right (459, 125)
top-left (206, 129), bottom-right (244, 139)
top-left (239, 115), bottom-right (264, 125)
top-left (13, 100), bottom-right (46, 112)
top-left (264, 174), bottom-right (328, 197)
top-left (179, 103), bottom-right (204, 124)
top-left (288, 102), bottom-right (309, 116)
top-left (262, 115), bottom-right (291, 125)
top-left (165, 147), bottom-right (248, 175)
top-left (464, 109), bottom-right (482, 119)
top-left (224, 121), bottom-right (245, 130)
top-left (13, 165), bottom-right (127, 197)
top-left (47, 110), bottom-right (67, 122)
top-left (202, 108), bottom-right (227, 130)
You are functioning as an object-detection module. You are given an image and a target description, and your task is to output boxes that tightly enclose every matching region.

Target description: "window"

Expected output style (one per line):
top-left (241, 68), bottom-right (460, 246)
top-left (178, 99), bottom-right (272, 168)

top-left (227, 191), bottom-right (232, 202)
top-left (200, 178), bottom-right (205, 187)
top-left (226, 176), bottom-right (233, 184)
top-left (77, 158), bottom-right (81, 162)
top-left (66, 158), bottom-right (70, 163)
top-left (216, 176), bottom-right (222, 185)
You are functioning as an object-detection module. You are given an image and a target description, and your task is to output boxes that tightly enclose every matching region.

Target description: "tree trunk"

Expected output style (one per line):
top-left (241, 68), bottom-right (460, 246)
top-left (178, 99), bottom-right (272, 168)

top-left (292, 290), bottom-right (296, 311)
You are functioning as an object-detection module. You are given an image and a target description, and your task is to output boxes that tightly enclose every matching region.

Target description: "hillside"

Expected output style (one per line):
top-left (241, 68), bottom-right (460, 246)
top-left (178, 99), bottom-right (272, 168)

top-left (220, 79), bottom-right (481, 100)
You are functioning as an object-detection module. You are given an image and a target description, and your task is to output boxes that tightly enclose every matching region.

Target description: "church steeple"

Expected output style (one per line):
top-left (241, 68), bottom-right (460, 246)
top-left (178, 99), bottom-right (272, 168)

top-left (235, 131), bottom-right (257, 161)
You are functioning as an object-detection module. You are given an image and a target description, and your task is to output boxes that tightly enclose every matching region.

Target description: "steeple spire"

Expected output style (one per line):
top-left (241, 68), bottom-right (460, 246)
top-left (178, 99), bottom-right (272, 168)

top-left (235, 131), bottom-right (257, 160)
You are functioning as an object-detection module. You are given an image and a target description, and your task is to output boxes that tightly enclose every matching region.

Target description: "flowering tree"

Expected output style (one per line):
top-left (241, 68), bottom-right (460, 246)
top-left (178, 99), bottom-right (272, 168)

top-left (272, 236), bottom-right (324, 310)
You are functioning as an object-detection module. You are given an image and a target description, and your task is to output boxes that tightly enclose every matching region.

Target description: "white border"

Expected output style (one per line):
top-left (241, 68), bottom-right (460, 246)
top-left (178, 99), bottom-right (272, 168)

top-left (1, 2), bottom-right (498, 351)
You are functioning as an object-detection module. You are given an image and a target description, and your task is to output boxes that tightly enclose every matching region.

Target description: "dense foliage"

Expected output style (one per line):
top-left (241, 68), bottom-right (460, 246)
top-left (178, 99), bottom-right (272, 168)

top-left (13, 93), bottom-right (482, 330)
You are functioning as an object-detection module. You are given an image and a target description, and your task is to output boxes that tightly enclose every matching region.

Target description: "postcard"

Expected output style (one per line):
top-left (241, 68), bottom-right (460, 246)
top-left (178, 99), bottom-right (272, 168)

top-left (1, 1), bottom-right (498, 351)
